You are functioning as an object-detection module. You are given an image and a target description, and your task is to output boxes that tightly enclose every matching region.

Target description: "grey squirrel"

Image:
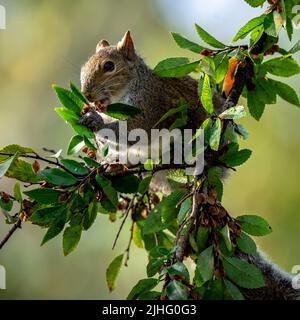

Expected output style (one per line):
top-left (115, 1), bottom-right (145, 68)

top-left (79, 31), bottom-right (300, 300)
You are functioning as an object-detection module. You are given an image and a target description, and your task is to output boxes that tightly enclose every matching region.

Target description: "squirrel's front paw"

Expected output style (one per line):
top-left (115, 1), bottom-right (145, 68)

top-left (79, 108), bottom-right (104, 131)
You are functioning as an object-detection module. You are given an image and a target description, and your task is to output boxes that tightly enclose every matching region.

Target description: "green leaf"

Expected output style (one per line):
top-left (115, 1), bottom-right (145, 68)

top-left (60, 159), bottom-right (88, 175)
top-left (144, 159), bottom-right (154, 171)
top-left (207, 167), bottom-right (223, 201)
top-left (0, 144), bottom-right (34, 161)
top-left (30, 205), bottom-right (66, 225)
top-left (110, 175), bottom-right (140, 194)
top-left (262, 57), bottom-right (300, 77)
top-left (250, 25), bottom-right (264, 47)
top-left (40, 168), bottom-right (78, 186)
top-left (0, 198), bottom-right (13, 211)
top-left (168, 262), bottom-right (190, 282)
top-left (133, 223), bottom-right (143, 248)
top-left (178, 198), bottom-right (191, 224)
top-left (127, 278), bottom-right (158, 300)
top-left (146, 258), bottom-right (164, 277)
top-left (201, 74), bottom-right (214, 114)
top-left (166, 280), bottom-right (189, 300)
top-left (232, 15), bottom-right (265, 43)
top-left (195, 23), bottom-right (225, 49)
top-left (41, 209), bottom-right (67, 245)
top-left (95, 174), bottom-right (118, 206)
top-left (247, 90), bottom-right (265, 121)
top-left (269, 79), bottom-right (300, 107)
top-left (243, 0), bottom-right (265, 7)
top-left (154, 57), bottom-right (200, 77)
top-left (83, 201), bottom-right (99, 230)
top-left (219, 106), bottom-right (246, 120)
top-left (223, 279), bottom-right (245, 300)
top-left (70, 82), bottom-right (89, 104)
top-left (63, 225), bottom-right (82, 256)
top-left (143, 190), bottom-right (186, 235)
top-left (220, 224), bottom-right (232, 251)
top-left (236, 215), bottom-right (272, 236)
top-left (106, 254), bottom-right (124, 292)
top-left (209, 118), bottom-right (222, 151)
top-left (139, 291), bottom-right (161, 300)
top-left (222, 256), bottom-right (265, 289)
top-left (67, 135), bottom-right (85, 155)
top-left (53, 85), bottom-right (83, 114)
top-left (24, 188), bottom-right (62, 204)
top-left (104, 103), bottom-right (141, 120)
top-left (171, 32), bottom-right (204, 53)
top-left (215, 54), bottom-right (229, 84)
top-left (101, 144), bottom-right (109, 157)
top-left (236, 231), bottom-right (257, 255)
top-left (196, 226), bottom-right (209, 252)
top-left (289, 40), bottom-right (300, 54)
top-left (149, 246), bottom-right (170, 258)
top-left (138, 176), bottom-right (152, 195)
top-left (83, 137), bottom-right (97, 151)
top-left (195, 246), bottom-right (214, 285)
top-left (5, 159), bottom-right (40, 183)
top-left (203, 279), bottom-right (225, 300)
top-left (154, 104), bottom-right (187, 128)
top-left (13, 182), bottom-right (22, 203)
top-left (220, 147), bottom-right (252, 167)
top-left (254, 78), bottom-right (277, 105)
top-left (55, 107), bottom-right (94, 139)
top-left (0, 155), bottom-right (15, 178)
top-left (83, 157), bottom-right (100, 168)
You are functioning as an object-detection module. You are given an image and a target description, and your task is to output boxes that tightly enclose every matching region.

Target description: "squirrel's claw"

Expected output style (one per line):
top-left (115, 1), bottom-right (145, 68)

top-left (79, 108), bottom-right (104, 132)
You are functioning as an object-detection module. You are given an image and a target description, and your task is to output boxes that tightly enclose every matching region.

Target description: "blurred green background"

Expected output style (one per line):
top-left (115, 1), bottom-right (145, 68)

top-left (0, 0), bottom-right (300, 299)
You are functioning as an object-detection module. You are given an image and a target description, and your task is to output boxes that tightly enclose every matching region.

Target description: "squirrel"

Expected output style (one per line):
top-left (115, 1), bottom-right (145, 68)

top-left (79, 31), bottom-right (300, 300)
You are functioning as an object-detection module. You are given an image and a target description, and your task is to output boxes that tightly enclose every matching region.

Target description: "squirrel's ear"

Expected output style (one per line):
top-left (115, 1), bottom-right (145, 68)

top-left (117, 31), bottom-right (135, 60)
top-left (96, 40), bottom-right (110, 53)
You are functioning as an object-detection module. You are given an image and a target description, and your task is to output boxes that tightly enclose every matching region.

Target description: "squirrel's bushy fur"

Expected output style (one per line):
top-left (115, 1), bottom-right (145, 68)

top-left (79, 31), bottom-right (300, 300)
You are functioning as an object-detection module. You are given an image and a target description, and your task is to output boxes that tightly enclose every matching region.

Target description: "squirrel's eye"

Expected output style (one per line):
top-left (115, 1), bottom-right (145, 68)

top-left (103, 61), bottom-right (115, 72)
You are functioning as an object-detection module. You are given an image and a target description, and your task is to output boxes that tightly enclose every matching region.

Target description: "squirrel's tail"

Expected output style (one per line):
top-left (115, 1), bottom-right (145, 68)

top-left (238, 251), bottom-right (300, 300)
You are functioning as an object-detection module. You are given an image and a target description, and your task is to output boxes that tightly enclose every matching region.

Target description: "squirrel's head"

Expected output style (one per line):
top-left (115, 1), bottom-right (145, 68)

top-left (81, 31), bottom-right (136, 107)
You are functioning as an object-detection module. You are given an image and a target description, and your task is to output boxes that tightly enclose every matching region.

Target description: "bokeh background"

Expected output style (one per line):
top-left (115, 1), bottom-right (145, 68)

top-left (0, 0), bottom-right (300, 299)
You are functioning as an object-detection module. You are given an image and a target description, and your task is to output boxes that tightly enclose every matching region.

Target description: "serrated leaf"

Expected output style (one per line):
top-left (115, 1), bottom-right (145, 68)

top-left (220, 224), bottom-right (232, 251)
top-left (220, 148), bottom-right (252, 167)
top-left (166, 280), bottom-right (189, 300)
top-left (95, 174), bottom-right (118, 206)
top-left (138, 176), bottom-right (152, 195)
top-left (55, 107), bottom-right (94, 139)
top-left (147, 258), bottom-right (164, 277)
top-left (154, 104), bottom-right (187, 128)
top-left (195, 246), bottom-right (214, 285)
top-left (104, 103), bottom-right (141, 120)
top-left (40, 168), bottom-right (78, 186)
top-left (127, 278), bottom-right (158, 300)
top-left (247, 90), bottom-right (265, 120)
top-left (63, 225), bottom-right (82, 256)
top-left (219, 106), bottom-right (246, 120)
top-left (106, 254), bottom-right (124, 292)
top-left (110, 175), bottom-right (140, 194)
top-left (236, 231), bottom-right (257, 255)
top-left (215, 55), bottom-right (229, 84)
top-left (0, 155), bottom-right (15, 178)
top-left (201, 74), bottom-right (214, 114)
top-left (244, 0), bottom-right (265, 7)
top-left (60, 159), bottom-right (88, 175)
top-left (24, 188), bottom-right (62, 204)
top-left (178, 198), bottom-right (191, 224)
top-left (236, 215), bottom-right (272, 236)
top-left (30, 205), bottom-right (66, 225)
top-left (196, 227), bottom-right (209, 252)
top-left (5, 158), bottom-right (40, 183)
top-left (0, 145), bottom-right (34, 161)
top-left (13, 182), bottom-right (22, 203)
top-left (154, 57), bottom-right (200, 77)
top-left (144, 159), bottom-right (154, 171)
top-left (269, 79), bottom-right (300, 107)
top-left (83, 157), bottom-right (100, 168)
top-left (41, 209), bottom-right (67, 245)
top-left (53, 85), bottom-right (83, 114)
top-left (83, 201), bottom-right (98, 230)
top-left (223, 279), bottom-right (245, 300)
top-left (209, 118), bottom-right (222, 151)
top-left (262, 57), bottom-right (300, 77)
top-left (171, 32), bottom-right (204, 53)
top-left (222, 256), bottom-right (264, 289)
top-left (133, 223), bottom-right (143, 248)
top-left (67, 135), bottom-right (85, 155)
top-left (168, 262), bottom-right (190, 282)
top-left (70, 82), bottom-right (89, 104)
top-left (232, 15), bottom-right (265, 43)
top-left (195, 23), bottom-right (225, 49)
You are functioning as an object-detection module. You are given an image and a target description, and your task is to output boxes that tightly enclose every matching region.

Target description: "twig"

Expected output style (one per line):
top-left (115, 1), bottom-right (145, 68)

top-left (124, 220), bottom-right (134, 267)
top-left (112, 195), bottom-right (136, 250)
top-left (0, 152), bottom-right (75, 176)
top-left (0, 219), bottom-right (22, 250)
